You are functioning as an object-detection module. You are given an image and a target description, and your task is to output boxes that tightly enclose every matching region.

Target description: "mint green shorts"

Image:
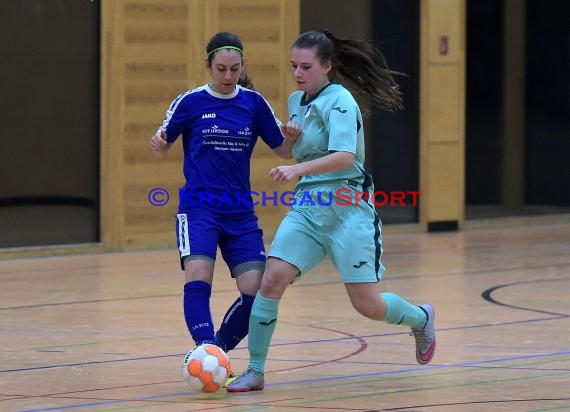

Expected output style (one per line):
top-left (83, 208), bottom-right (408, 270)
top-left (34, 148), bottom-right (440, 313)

top-left (269, 180), bottom-right (385, 283)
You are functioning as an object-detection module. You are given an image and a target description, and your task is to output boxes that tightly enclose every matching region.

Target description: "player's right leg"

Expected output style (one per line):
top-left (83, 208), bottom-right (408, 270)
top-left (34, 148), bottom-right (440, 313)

top-left (228, 208), bottom-right (326, 392)
top-left (176, 212), bottom-right (219, 346)
top-left (226, 257), bottom-right (299, 392)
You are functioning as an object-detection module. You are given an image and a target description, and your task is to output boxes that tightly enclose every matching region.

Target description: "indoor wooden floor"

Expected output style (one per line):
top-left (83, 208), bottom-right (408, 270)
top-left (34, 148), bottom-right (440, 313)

top-left (1, 217), bottom-right (569, 411)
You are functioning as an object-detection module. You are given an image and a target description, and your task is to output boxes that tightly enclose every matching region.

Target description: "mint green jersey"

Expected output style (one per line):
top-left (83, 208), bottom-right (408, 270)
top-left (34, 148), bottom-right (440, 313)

top-left (288, 83), bottom-right (366, 186)
top-left (271, 83), bottom-right (385, 282)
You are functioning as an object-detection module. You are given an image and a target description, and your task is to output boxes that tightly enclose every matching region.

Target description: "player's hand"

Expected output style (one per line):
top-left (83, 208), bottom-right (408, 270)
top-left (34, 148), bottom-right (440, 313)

top-left (280, 121), bottom-right (301, 142)
top-left (149, 129), bottom-right (169, 156)
top-left (269, 165), bottom-right (299, 184)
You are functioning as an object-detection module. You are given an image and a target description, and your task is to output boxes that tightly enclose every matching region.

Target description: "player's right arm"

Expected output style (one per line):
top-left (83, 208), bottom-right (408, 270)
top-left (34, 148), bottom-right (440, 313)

top-left (149, 91), bottom-right (192, 157)
top-left (148, 128), bottom-right (172, 157)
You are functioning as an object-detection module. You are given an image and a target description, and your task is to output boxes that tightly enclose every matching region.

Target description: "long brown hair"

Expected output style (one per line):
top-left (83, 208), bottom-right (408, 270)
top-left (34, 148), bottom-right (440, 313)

top-left (292, 30), bottom-right (403, 112)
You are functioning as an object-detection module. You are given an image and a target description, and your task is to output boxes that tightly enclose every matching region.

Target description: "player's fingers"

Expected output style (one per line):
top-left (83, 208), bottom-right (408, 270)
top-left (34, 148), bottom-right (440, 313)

top-left (287, 123), bottom-right (301, 137)
top-left (151, 136), bottom-right (166, 147)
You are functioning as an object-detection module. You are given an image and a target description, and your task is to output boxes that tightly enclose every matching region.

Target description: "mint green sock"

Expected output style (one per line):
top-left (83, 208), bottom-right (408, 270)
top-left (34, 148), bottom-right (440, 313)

top-left (381, 292), bottom-right (427, 331)
top-left (248, 293), bottom-right (280, 373)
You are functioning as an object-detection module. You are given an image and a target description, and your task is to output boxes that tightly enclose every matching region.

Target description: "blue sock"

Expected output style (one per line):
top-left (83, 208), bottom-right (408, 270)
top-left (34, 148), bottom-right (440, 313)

top-left (214, 293), bottom-right (255, 352)
top-left (381, 292), bottom-right (427, 331)
top-left (183, 280), bottom-right (215, 345)
top-left (248, 293), bottom-right (280, 373)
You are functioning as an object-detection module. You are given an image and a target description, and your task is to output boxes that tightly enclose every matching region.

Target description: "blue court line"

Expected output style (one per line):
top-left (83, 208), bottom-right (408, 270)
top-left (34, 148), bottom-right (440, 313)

top-left (288, 314), bottom-right (569, 349)
top-left (267, 350), bottom-right (570, 387)
top-left (3, 314), bottom-right (567, 374)
top-left (17, 391), bottom-right (191, 412)
top-left (1, 354), bottom-right (181, 374)
top-left (16, 350), bottom-right (570, 412)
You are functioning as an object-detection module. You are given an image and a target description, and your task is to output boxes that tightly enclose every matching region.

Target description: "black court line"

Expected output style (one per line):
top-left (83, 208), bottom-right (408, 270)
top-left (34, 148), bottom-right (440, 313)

top-left (2, 265), bottom-right (568, 311)
top-left (381, 397), bottom-right (570, 411)
top-left (482, 277), bottom-right (570, 317)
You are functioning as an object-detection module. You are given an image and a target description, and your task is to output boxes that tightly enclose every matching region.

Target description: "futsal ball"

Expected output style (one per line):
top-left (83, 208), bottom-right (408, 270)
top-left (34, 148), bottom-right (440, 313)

top-left (182, 344), bottom-right (232, 393)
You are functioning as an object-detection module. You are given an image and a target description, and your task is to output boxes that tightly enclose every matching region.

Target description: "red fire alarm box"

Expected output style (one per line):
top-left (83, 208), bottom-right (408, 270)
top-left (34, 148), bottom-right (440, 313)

top-left (439, 35), bottom-right (449, 56)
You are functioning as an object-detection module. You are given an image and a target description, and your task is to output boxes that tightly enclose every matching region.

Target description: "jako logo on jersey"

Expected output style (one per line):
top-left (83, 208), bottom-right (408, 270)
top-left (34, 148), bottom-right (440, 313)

top-left (201, 113), bottom-right (216, 119)
top-left (332, 106), bottom-right (347, 113)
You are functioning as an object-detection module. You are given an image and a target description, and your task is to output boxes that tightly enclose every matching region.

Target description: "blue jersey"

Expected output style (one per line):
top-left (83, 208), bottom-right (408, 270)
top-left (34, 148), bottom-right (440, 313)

top-left (161, 84), bottom-right (284, 214)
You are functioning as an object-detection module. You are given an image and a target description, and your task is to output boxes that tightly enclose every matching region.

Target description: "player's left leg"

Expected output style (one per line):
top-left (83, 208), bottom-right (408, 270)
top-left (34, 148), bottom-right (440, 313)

top-left (345, 283), bottom-right (436, 365)
top-left (332, 194), bottom-right (436, 365)
top-left (215, 215), bottom-right (266, 353)
top-left (214, 267), bottom-right (263, 388)
top-left (214, 269), bottom-right (262, 352)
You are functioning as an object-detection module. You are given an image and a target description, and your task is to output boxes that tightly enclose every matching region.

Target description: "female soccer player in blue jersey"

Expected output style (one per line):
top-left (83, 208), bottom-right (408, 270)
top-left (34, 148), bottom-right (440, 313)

top-left (228, 30), bottom-right (436, 392)
top-left (149, 32), bottom-right (300, 367)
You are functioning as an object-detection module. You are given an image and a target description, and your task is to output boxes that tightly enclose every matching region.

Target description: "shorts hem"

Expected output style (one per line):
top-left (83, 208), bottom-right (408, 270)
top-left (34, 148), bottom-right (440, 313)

top-left (180, 254), bottom-right (215, 270)
top-left (268, 252), bottom-right (304, 273)
top-left (342, 277), bottom-right (382, 284)
top-left (231, 260), bottom-right (266, 278)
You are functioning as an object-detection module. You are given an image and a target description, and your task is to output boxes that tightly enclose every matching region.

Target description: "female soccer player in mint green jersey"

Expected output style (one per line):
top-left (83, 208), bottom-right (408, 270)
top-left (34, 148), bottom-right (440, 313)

top-left (228, 30), bottom-right (436, 392)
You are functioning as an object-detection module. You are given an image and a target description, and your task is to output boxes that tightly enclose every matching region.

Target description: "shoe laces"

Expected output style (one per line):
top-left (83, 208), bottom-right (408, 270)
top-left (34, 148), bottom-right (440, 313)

top-left (244, 367), bottom-right (262, 376)
top-left (234, 367), bottom-right (262, 383)
top-left (410, 328), bottom-right (430, 346)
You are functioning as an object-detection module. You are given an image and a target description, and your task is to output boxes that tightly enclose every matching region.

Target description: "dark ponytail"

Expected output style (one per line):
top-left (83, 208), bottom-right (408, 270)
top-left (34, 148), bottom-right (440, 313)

top-left (292, 30), bottom-right (403, 112)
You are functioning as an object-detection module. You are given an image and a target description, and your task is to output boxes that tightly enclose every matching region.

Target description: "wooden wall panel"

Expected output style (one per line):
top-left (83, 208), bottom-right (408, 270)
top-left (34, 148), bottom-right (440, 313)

top-left (102, 0), bottom-right (300, 250)
top-left (120, 0), bottom-right (188, 247)
top-left (419, 0), bottom-right (466, 229)
top-left (425, 144), bottom-right (462, 221)
top-left (101, 0), bottom-right (125, 250)
top-left (426, 0), bottom-right (463, 63)
top-left (425, 66), bottom-right (463, 143)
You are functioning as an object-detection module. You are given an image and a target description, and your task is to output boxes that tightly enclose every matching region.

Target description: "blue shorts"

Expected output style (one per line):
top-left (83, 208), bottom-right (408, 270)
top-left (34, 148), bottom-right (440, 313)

top-left (175, 211), bottom-right (266, 277)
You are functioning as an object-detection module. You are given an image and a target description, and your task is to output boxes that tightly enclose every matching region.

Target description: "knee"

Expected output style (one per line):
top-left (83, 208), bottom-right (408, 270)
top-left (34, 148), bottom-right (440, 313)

top-left (236, 270), bottom-right (262, 296)
top-left (258, 269), bottom-right (288, 299)
top-left (258, 258), bottom-right (299, 299)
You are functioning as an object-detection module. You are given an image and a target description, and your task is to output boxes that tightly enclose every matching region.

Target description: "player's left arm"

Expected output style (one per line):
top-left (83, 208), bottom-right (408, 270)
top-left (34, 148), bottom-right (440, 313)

top-left (269, 94), bottom-right (357, 184)
top-left (255, 93), bottom-right (299, 159)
